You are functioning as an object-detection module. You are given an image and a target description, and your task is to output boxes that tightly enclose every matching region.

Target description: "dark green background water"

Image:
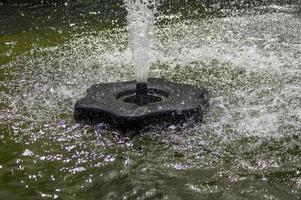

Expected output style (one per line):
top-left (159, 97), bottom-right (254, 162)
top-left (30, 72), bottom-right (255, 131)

top-left (1, 1), bottom-right (301, 199)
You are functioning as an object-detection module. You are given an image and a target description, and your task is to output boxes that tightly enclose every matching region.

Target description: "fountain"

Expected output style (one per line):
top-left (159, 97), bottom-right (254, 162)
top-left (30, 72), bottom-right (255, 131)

top-left (2, 0), bottom-right (301, 199)
top-left (74, 0), bottom-right (209, 130)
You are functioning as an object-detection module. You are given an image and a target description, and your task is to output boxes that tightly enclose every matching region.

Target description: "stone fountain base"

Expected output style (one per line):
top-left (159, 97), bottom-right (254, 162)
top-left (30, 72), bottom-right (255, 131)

top-left (74, 78), bottom-right (209, 131)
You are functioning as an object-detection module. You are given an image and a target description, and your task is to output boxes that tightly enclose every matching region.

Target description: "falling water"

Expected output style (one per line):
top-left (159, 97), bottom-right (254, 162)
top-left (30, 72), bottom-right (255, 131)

top-left (126, 0), bottom-right (155, 83)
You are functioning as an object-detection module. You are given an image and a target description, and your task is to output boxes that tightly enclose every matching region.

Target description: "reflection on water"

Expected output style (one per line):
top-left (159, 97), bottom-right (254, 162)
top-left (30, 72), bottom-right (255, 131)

top-left (0, 1), bottom-right (301, 199)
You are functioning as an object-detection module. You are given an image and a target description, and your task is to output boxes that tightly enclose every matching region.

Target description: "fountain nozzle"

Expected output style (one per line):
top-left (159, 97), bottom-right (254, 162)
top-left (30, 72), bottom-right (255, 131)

top-left (135, 82), bottom-right (148, 106)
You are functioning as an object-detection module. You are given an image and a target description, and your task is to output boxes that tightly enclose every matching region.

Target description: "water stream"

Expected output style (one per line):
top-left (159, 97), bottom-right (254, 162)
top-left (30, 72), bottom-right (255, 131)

top-left (126, 0), bottom-right (155, 83)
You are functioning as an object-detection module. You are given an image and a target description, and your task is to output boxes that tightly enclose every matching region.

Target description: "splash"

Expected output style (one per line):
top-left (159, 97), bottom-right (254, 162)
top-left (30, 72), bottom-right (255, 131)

top-left (1, 3), bottom-right (301, 199)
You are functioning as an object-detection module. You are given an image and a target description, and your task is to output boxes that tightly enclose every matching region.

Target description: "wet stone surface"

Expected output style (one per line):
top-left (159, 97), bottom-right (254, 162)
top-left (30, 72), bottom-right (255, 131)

top-left (75, 78), bottom-right (209, 131)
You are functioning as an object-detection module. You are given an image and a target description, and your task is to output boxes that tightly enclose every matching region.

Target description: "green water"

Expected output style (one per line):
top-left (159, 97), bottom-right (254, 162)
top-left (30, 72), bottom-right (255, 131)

top-left (1, 1), bottom-right (301, 199)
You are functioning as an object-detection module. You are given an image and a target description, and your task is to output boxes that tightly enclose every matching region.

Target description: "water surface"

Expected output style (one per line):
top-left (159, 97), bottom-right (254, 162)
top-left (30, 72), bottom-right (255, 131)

top-left (0, 1), bottom-right (301, 199)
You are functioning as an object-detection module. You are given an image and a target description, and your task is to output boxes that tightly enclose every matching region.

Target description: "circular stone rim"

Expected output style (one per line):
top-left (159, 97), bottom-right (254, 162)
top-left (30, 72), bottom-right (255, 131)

top-left (117, 88), bottom-right (169, 104)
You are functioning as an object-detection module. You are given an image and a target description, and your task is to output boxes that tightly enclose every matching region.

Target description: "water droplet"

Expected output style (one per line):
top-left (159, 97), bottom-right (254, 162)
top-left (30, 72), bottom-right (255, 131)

top-left (22, 149), bottom-right (34, 157)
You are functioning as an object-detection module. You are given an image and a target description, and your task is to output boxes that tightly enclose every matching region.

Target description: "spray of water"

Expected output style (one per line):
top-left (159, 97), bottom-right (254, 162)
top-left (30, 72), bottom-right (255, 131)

top-left (2, 3), bottom-right (301, 198)
top-left (126, 0), bottom-right (156, 83)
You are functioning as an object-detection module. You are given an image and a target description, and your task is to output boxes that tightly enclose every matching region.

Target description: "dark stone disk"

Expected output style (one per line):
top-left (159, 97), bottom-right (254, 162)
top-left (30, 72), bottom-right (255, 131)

top-left (74, 78), bottom-right (209, 131)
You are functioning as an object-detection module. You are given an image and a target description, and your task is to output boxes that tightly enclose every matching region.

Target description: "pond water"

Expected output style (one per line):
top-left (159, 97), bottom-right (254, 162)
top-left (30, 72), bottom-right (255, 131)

top-left (0, 1), bottom-right (301, 199)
